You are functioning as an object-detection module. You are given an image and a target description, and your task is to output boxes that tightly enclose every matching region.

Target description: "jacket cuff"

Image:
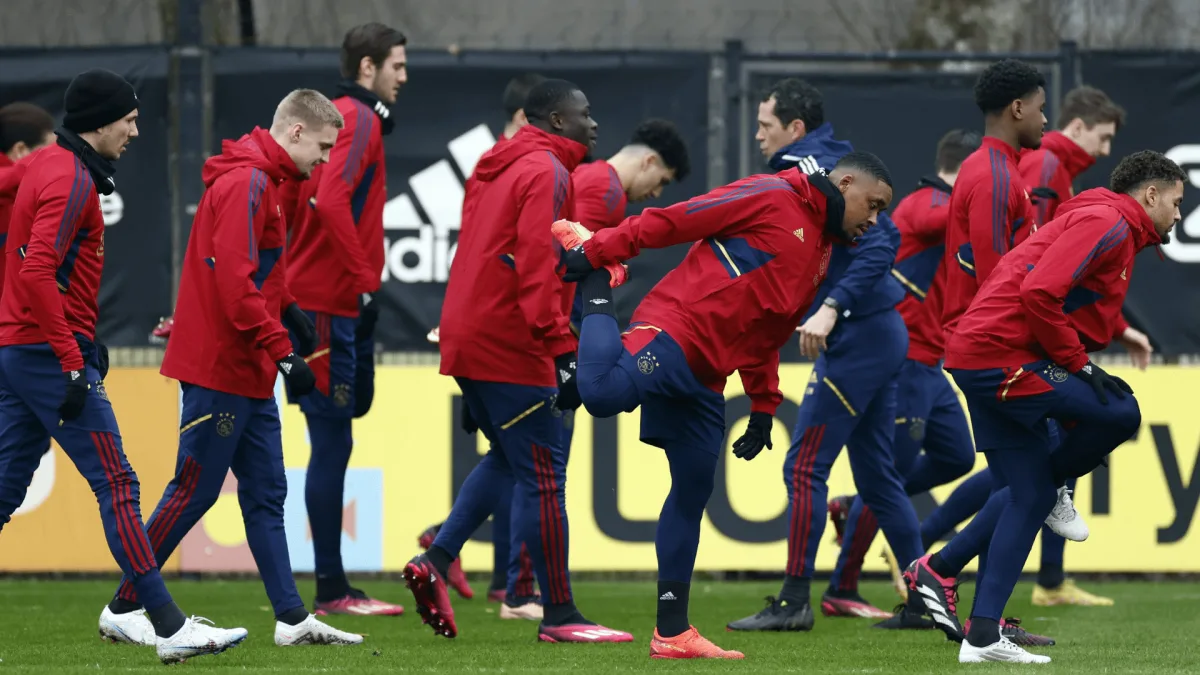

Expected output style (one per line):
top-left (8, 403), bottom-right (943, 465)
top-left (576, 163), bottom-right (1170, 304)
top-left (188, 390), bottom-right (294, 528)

top-left (827, 287), bottom-right (855, 316)
top-left (749, 397), bottom-right (780, 416)
top-left (1065, 352), bottom-right (1090, 374)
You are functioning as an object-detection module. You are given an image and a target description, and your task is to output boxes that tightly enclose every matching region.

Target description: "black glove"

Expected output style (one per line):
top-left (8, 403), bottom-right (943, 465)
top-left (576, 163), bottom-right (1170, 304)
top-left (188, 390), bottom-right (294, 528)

top-left (1073, 361), bottom-right (1133, 405)
top-left (96, 342), bottom-right (109, 381)
top-left (283, 303), bottom-right (318, 357)
top-left (732, 412), bottom-right (774, 460)
top-left (460, 397), bottom-right (478, 435)
top-left (560, 244), bottom-right (596, 282)
top-left (277, 352), bottom-right (316, 396)
top-left (357, 293), bottom-right (379, 341)
top-left (59, 368), bottom-right (90, 421)
top-left (1030, 186), bottom-right (1060, 203)
top-left (553, 352), bottom-right (582, 411)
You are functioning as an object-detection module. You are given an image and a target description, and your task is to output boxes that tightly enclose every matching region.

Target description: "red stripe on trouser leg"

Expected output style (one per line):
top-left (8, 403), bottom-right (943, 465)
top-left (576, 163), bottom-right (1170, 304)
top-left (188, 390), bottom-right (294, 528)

top-left (840, 506), bottom-right (878, 590)
top-left (786, 427), bottom-right (817, 576)
top-left (517, 544), bottom-right (535, 597)
top-left (533, 444), bottom-right (568, 604)
top-left (531, 444), bottom-right (555, 602)
top-left (120, 455), bottom-right (201, 601)
top-left (92, 432), bottom-right (152, 575)
top-left (790, 425), bottom-right (825, 577)
top-left (105, 432), bottom-right (157, 575)
top-left (541, 445), bottom-right (569, 603)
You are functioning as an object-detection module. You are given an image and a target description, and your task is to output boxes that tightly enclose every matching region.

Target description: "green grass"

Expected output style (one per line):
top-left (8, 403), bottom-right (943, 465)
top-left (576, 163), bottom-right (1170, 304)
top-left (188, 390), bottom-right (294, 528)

top-left (0, 578), bottom-right (1196, 672)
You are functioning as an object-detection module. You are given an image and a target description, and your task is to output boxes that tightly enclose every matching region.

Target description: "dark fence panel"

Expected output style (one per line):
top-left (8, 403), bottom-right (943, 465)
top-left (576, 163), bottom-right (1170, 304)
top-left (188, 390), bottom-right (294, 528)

top-left (1080, 51), bottom-right (1200, 357)
top-left (211, 49), bottom-right (712, 351)
top-left (0, 49), bottom-right (173, 346)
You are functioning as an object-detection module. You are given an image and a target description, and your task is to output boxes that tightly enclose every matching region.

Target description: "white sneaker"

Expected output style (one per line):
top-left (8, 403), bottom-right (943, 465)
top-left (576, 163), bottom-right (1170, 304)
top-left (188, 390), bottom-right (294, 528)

top-left (275, 614), bottom-right (364, 646)
top-left (98, 606), bottom-right (157, 646)
top-left (156, 616), bottom-right (248, 664)
top-left (959, 635), bottom-right (1051, 663)
top-left (1044, 486), bottom-right (1089, 541)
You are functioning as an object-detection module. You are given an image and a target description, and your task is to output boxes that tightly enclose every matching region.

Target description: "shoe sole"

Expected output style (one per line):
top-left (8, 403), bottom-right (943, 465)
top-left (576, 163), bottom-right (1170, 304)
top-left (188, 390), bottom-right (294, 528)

top-left (820, 600), bottom-right (893, 619)
top-left (158, 632), bottom-right (247, 664)
top-left (403, 562), bottom-right (457, 639)
top-left (99, 625), bottom-right (154, 646)
top-left (313, 606), bottom-right (405, 617)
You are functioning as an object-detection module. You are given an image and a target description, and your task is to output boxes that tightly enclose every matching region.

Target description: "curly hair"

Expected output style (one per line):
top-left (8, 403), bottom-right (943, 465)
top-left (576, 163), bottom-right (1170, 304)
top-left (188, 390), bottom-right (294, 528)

top-left (1109, 150), bottom-right (1186, 195)
top-left (974, 59), bottom-right (1046, 115)
top-left (630, 119), bottom-right (691, 181)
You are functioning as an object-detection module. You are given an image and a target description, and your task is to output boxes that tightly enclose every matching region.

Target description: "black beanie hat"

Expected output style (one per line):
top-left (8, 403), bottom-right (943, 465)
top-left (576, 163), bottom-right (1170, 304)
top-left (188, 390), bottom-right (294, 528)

top-left (62, 69), bottom-right (138, 134)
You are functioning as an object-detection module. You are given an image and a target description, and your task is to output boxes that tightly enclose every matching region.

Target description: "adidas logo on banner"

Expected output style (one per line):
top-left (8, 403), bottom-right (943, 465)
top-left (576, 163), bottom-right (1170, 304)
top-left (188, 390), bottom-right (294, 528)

top-left (383, 124), bottom-right (497, 283)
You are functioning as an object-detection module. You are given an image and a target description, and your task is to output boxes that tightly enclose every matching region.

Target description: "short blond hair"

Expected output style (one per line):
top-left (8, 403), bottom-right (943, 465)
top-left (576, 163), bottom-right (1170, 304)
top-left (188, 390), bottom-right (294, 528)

top-left (272, 89), bottom-right (344, 131)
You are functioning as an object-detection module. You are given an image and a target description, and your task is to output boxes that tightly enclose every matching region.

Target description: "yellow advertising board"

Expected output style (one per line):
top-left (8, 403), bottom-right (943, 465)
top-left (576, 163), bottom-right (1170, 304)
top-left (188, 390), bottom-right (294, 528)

top-left (3, 364), bottom-right (1197, 574)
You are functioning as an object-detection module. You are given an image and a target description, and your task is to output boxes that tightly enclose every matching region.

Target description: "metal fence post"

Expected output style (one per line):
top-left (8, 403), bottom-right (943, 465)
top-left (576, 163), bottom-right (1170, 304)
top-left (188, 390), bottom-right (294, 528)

top-left (169, 0), bottom-right (208, 308)
top-left (1060, 39), bottom-right (1080, 90)
top-left (723, 40), bottom-right (744, 184)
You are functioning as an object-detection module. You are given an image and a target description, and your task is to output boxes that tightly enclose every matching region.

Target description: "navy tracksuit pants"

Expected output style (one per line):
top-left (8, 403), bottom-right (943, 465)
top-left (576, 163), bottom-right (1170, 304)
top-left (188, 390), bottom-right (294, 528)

top-left (433, 377), bottom-right (576, 607)
top-left (575, 315), bottom-right (725, 585)
top-left (829, 358), bottom-right (974, 591)
top-left (288, 311), bottom-right (375, 588)
top-left (0, 343), bottom-right (172, 611)
top-left (113, 383), bottom-right (304, 616)
top-left (783, 309), bottom-right (924, 586)
top-left (942, 361), bottom-right (1140, 621)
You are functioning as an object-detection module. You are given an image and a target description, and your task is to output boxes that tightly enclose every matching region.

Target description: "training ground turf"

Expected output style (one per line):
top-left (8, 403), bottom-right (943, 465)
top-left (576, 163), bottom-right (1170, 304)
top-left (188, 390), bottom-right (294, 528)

top-left (0, 578), bottom-right (1196, 672)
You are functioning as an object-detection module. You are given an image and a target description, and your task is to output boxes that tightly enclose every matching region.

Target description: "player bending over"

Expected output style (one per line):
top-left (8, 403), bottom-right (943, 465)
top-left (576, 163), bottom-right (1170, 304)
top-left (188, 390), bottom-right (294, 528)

top-left (99, 89), bottom-right (362, 649)
top-left (557, 151), bottom-right (894, 659)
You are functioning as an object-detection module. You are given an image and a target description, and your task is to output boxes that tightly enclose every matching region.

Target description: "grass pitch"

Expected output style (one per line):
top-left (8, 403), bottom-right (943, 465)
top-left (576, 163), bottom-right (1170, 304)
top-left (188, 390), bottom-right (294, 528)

top-left (0, 578), bottom-right (1196, 673)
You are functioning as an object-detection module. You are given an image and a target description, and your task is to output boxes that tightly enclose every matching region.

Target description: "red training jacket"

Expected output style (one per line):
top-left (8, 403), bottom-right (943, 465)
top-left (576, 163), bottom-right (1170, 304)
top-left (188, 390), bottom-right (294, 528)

top-left (439, 125), bottom-right (587, 387)
top-left (941, 136), bottom-right (1037, 341)
top-left (573, 160), bottom-right (627, 232)
top-left (890, 176), bottom-right (952, 366)
top-left (288, 96), bottom-right (386, 316)
top-left (0, 145), bottom-right (106, 371)
top-left (0, 153), bottom-right (30, 297)
top-left (1018, 130), bottom-right (1094, 227)
top-left (584, 169), bottom-right (837, 415)
top-left (945, 188), bottom-right (1160, 374)
top-left (162, 128), bottom-right (303, 399)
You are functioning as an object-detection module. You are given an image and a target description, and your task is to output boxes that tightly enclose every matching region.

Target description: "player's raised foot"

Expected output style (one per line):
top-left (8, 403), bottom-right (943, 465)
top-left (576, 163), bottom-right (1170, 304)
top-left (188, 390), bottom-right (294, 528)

top-left (550, 219), bottom-right (628, 287)
top-left (1044, 486), bottom-right (1089, 541)
top-left (820, 591), bottom-right (893, 619)
top-left (417, 522), bottom-right (441, 550)
top-left (959, 635), bottom-right (1051, 664)
top-left (1032, 579), bottom-right (1113, 607)
top-left (402, 554), bottom-right (458, 638)
top-left (500, 598), bottom-right (544, 621)
top-left (275, 614), bottom-right (364, 646)
top-left (98, 606), bottom-right (157, 646)
top-left (827, 495), bottom-right (854, 545)
top-left (487, 588), bottom-right (506, 603)
top-left (965, 617), bottom-right (1055, 647)
top-left (537, 622), bottom-right (633, 643)
top-left (881, 547), bottom-right (908, 599)
top-left (650, 626), bottom-right (744, 660)
top-left (447, 557), bottom-right (474, 599)
top-left (313, 588), bottom-right (404, 616)
top-left (872, 603), bottom-right (935, 630)
top-left (726, 596), bottom-right (813, 632)
top-left (905, 555), bottom-right (964, 642)
top-left (156, 616), bottom-right (248, 665)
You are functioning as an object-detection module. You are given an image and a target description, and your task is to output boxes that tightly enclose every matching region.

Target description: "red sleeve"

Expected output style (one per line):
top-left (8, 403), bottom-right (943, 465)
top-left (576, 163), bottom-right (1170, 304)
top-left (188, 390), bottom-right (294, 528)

top-left (587, 177), bottom-right (780, 266)
top-left (1020, 219), bottom-right (1133, 372)
top-left (573, 166), bottom-right (623, 233)
top-left (19, 172), bottom-right (88, 371)
top-left (1044, 163), bottom-right (1073, 225)
top-left (964, 169), bottom-right (1012, 286)
top-left (515, 161), bottom-right (576, 359)
top-left (313, 108), bottom-right (376, 293)
top-left (739, 351), bottom-right (782, 415)
top-left (903, 202), bottom-right (949, 244)
top-left (1113, 313), bottom-right (1129, 339)
top-left (211, 170), bottom-right (294, 361)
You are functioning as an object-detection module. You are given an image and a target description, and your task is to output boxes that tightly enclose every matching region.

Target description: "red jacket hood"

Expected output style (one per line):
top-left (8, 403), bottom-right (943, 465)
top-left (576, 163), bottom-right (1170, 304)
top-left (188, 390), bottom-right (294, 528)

top-left (1057, 187), bottom-right (1162, 249)
top-left (202, 127), bottom-right (304, 188)
top-left (1025, 130), bottom-right (1095, 181)
top-left (473, 125), bottom-right (588, 182)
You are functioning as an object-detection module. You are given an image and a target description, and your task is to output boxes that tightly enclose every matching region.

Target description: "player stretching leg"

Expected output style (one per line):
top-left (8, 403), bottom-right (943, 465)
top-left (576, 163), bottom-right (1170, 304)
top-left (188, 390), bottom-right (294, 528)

top-left (941, 151), bottom-right (1180, 663)
top-left (727, 78), bottom-right (925, 632)
top-left (824, 130), bottom-right (981, 617)
top-left (285, 22), bottom-right (409, 616)
top-left (406, 80), bottom-right (630, 643)
top-left (560, 152), bottom-right (895, 659)
top-left (100, 90), bottom-right (362, 649)
top-left (0, 69), bottom-right (247, 664)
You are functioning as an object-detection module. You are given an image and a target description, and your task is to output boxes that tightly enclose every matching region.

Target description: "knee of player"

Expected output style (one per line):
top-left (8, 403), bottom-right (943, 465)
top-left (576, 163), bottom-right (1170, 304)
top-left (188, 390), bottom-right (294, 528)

top-left (240, 476), bottom-right (287, 508)
top-left (946, 452), bottom-right (976, 480)
top-left (1111, 398), bottom-right (1142, 439)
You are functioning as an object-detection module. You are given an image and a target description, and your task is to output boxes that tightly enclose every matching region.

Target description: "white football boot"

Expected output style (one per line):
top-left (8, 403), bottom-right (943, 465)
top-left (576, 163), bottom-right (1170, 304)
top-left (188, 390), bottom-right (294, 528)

top-left (1044, 486), bottom-right (1089, 541)
top-left (98, 606), bottom-right (157, 646)
top-left (275, 614), bottom-right (364, 646)
top-left (960, 635), bottom-right (1051, 663)
top-left (156, 616), bottom-right (248, 664)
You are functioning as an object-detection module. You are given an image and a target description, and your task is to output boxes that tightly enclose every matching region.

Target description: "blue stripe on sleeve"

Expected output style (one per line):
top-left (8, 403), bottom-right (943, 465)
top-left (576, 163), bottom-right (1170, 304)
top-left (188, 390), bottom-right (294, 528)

top-left (603, 167), bottom-right (623, 212)
top-left (547, 152), bottom-right (569, 218)
top-left (1071, 218), bottom-right (1129, 281)
top-left (989, 149), bottom-right (1011, 255)
top-left (55, 160), bottom-right (85, 253)
top-left (341, 104), bottom-right (373, 186)
top-left (246, 168), bottom-right (268, 260)
top-left (683, 176), bottom-right (792, 215)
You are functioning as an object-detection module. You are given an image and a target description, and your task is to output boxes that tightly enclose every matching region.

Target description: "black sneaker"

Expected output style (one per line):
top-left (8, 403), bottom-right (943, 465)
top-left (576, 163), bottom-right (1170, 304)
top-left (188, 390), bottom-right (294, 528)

top-left (965, 617), bottom-right (1056, 647)
top-left (726, 596), bottom-right (813, 632)
top-left (905, 555), bottom-right (965, 642)
top-left (872, 603), bottom-right (935, 630)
